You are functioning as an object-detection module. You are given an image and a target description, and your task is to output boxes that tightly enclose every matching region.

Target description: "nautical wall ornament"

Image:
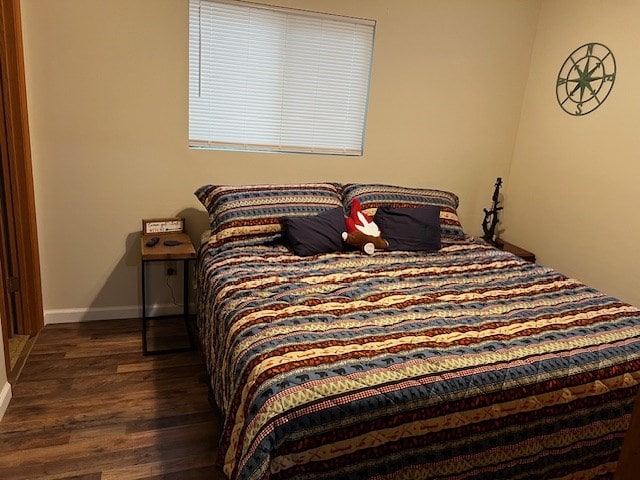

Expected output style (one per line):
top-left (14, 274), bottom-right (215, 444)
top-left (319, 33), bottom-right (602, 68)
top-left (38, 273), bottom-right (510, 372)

top-left (556, 42), bottom-right (616, 116)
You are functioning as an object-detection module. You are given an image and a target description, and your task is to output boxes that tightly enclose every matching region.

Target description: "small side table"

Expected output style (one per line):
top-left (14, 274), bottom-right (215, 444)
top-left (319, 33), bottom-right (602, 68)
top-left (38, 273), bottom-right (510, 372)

top-left (141, 232), bottom-right (196, 355)
top-left (495, 238), bottom-right (536, 263)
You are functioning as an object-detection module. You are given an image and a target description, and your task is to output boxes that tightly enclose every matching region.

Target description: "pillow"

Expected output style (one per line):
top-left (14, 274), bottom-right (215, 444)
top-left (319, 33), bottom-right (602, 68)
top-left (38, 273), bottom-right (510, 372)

top-left (194, 183), bottom-right (344, 248)
top-left (282, 207), bottom-right (346, 256)
top-left (374, 206), bottom-right (441, 252)
top-left (342, 183), bottom-right (464, 243)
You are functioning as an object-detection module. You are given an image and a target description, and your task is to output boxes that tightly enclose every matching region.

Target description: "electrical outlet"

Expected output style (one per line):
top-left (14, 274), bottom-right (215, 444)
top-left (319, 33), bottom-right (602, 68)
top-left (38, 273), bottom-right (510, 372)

top-left (166, 261), bottom-right (177, 276)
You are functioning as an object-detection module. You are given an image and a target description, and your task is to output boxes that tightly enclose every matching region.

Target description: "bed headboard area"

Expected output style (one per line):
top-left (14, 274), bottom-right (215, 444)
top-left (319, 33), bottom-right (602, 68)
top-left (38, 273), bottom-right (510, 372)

top-left (195, 182), bottom-right (466, 252)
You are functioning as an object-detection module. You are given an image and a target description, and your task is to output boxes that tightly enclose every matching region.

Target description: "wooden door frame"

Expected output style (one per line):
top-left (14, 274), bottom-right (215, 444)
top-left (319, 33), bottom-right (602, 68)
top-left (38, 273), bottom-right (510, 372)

top-left (0, 60), bottom-right (15, 375)
top-left (0, 0), bottom-right (44, 379)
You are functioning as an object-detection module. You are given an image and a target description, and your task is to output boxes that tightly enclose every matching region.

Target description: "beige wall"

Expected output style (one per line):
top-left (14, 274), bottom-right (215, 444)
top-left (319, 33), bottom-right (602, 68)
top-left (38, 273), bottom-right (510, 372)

top-left (503, 0), bottom-right (640, 307)
top-left (19, 0), bottom-right (540, 321)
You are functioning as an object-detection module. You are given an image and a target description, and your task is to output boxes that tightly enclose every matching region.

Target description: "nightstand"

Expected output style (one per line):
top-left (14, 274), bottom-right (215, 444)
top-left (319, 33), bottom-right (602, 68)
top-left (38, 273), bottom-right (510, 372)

top-left (140, 231), bottom-right (196, 355)
top-left (495, 238), bottom-right (536, 263)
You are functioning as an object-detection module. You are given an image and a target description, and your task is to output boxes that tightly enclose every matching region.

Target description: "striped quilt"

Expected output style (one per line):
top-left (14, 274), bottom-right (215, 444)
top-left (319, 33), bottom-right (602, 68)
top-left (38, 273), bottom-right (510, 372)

top-left (196, 237), bottom-right (640, 480)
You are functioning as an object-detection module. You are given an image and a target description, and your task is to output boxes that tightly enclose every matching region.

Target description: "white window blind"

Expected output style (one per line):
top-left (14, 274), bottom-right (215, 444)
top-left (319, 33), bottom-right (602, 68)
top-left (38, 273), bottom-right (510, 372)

top-left (188, 0), bottom-right (375, 155)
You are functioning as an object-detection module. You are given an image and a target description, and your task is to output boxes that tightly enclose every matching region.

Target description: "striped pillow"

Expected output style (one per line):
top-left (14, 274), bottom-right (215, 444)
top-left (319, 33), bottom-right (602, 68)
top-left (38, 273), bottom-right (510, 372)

top-left (195, 183), bottom-right (344, 248)
top-left (342, 183), bottom-right (465, 243)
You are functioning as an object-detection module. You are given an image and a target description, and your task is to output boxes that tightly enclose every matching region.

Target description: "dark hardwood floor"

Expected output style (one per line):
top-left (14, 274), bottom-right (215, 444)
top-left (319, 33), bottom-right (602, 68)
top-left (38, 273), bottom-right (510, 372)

top-left (0, 319), bottom-right (227, 479)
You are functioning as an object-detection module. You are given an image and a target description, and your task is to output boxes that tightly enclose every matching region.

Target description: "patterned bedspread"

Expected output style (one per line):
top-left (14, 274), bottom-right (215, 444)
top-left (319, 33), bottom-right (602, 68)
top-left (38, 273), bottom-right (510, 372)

top-left (196, 237), bottom-right (640, 480)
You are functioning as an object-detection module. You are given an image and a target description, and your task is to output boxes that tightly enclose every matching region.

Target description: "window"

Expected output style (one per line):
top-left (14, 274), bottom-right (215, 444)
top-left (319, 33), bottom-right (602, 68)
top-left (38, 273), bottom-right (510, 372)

top-left (188, 0), bottom-right (376, 155)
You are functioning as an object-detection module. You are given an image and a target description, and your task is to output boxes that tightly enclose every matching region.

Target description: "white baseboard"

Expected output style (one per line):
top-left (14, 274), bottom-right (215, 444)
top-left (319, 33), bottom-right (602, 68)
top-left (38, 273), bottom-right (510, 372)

top-left (0, 381), bottom-right (12, 420)
top-left (44, 303), bottom-right (194, 324)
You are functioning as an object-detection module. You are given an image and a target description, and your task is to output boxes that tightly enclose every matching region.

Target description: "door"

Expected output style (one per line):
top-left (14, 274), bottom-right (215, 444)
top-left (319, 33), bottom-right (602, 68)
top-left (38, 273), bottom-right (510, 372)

top-left (0, 68), bottom-right (20, 337)
top-left (0, 0), bottom-right (44, 380)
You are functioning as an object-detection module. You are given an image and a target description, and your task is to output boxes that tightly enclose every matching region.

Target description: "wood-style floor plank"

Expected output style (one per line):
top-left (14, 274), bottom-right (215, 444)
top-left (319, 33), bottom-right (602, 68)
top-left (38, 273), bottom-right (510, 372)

top-left (0, 319), bottom-right (227, 480)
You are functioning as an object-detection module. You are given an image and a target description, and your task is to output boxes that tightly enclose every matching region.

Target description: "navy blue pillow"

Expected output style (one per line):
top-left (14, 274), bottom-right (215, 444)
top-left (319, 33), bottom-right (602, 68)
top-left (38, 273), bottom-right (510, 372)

top-left (374, 206), bottom-right (441, 251)
top-left (281, 207), bottom-right (346, 256)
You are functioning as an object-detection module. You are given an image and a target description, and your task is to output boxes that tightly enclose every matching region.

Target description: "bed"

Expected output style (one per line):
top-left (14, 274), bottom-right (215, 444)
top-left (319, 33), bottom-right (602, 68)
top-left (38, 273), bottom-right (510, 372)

top-left (194, 182), bottom-right (640, 480)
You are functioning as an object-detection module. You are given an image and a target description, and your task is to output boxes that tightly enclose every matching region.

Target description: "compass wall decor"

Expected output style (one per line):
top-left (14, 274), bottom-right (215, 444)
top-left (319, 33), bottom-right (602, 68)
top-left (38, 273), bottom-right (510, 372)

top-left (556, 42), bottom-right (616, 116)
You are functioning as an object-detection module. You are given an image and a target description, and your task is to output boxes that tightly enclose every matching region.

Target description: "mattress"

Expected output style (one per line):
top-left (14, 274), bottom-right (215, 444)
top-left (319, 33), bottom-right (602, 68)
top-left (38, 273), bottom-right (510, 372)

top-left (196, 237), bottom-right (640, 480)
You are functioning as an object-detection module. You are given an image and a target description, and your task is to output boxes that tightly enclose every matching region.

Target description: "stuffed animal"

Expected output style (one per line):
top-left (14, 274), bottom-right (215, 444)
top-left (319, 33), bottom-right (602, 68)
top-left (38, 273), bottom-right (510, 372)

top-left (342, 199), bottom-right (389, 255)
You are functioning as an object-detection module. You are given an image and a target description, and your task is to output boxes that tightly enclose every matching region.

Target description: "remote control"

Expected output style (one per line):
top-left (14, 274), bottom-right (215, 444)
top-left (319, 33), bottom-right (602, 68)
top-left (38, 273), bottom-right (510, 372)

top-left (145, 236), bottom-right (160, 247)
top-left (163, 239), bottom-right (182, 246)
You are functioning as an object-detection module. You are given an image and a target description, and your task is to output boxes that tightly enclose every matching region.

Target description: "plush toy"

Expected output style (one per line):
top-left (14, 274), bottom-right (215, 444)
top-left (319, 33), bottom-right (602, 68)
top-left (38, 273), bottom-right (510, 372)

top-left (342, 199), bottom-right (389, 255)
